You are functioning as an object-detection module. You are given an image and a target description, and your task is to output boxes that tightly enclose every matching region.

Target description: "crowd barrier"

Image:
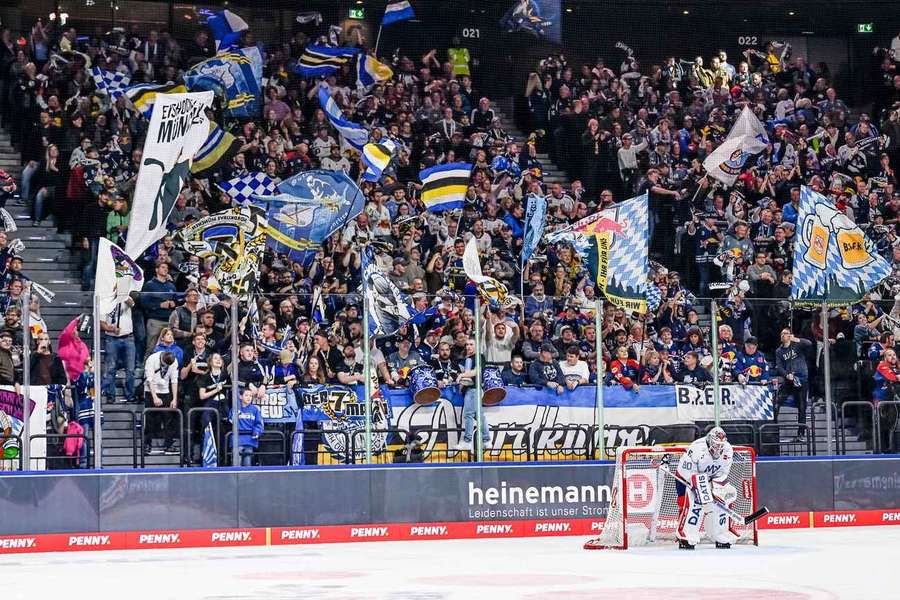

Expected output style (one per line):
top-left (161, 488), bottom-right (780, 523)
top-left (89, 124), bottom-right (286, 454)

top-left (0, 455), bottom-right (899, 553)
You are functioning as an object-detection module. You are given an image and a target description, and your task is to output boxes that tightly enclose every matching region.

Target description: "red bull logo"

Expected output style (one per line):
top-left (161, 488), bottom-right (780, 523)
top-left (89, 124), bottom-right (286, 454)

top-left (747, 365), bottom-right (762, 377)
top-left (591, 217), bottom-right (627, 235)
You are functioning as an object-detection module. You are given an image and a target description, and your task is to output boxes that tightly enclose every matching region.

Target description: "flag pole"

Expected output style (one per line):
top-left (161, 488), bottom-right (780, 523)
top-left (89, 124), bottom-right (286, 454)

top-left (363, 302), bottom-right (373, 464)
top-left (710, 299), bottom-right (722, 427)
top-left (595, 301), bottom-right (605, 459)
top-left (374, 24), bottom-right (384, 57)
top-left (230, 297), bottom-right (240, 467)
top-left (474, 297), bottom-right (484, 460)
top-left (21, 290), bottom-right (30, 469)
top-left (93, 294), bottom-right (102, 469)
top-left (822, 302), bottom-right (834, 455)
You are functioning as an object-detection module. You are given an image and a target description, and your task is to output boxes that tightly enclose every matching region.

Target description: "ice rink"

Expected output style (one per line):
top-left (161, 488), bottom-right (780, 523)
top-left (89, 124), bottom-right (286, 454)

top-left (0, 526), bottom-right (893, 599)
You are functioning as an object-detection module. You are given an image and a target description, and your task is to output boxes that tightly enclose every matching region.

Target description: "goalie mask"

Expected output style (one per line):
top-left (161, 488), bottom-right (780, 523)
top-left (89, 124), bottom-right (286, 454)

top-left (706, 427), bottom-right (727, 459)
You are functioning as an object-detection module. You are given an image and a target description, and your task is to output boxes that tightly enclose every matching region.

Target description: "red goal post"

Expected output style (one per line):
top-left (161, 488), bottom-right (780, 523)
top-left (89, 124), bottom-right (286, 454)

top-left (585, 445), bottom-right (759, 550)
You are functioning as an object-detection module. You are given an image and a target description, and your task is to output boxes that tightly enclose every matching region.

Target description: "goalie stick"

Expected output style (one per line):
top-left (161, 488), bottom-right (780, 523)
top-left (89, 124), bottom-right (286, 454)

top-left (659, 457), bottom-right (769, 526)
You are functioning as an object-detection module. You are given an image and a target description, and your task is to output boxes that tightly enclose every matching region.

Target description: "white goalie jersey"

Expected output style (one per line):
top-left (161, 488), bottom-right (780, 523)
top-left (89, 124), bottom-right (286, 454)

top-left (676, 436), bottom-right (734, 487)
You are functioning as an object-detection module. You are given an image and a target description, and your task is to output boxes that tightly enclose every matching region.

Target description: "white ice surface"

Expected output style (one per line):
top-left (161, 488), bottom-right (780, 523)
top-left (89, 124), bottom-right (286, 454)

top-left (0, 526), bottom-right (894, 600)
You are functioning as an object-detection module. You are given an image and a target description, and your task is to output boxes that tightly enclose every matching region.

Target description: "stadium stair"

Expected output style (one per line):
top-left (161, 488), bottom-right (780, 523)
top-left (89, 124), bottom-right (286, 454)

top-left (490, 100), bottom-right (569, 186)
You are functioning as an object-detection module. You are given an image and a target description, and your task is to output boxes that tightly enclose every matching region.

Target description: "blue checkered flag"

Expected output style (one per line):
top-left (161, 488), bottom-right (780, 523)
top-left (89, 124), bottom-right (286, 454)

top-left (202, 422), bottom-right (218, 468)
top-left (217, 172), bottom-right (277, 205)
top-left (90, 67), bottom-right (131, 97)
top-left (791, 186), bottom-right (891, 304)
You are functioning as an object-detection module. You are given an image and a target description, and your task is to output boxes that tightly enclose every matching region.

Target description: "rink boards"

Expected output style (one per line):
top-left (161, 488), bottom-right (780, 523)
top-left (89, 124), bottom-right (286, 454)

top-left (0, 456), bottom-right (898, 554)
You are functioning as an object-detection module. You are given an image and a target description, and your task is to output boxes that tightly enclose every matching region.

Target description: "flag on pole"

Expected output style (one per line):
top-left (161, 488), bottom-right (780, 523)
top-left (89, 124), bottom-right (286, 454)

top-left (318, 85), bottom-right (369, 151)
top-left (191, 121), bottom-right (242, 175)
top-left (217, 172), bottom-right (277, 204)
top-left (206, 9), bottom-right (248, 51)
top-left (382, 1), bottom-right (415, 25)
top-left (90, 67), bottom-right (131, 97)
top-left (521, 193), bottom-right (548, 266)
top-left (702, 106), bottom-right (769, 186)
top-left (202, 421), bottom-right (218, 468)
top-left (255, 170), bottom-right (366, 262)
top-left (362, 246), bottom-right (421, 338)
top-left (125, 91), bottom-right (214, 259)
top-left (462, 237), bottom-right (509, 308)
top-left (791, 186), bottom-right (891, 305)
top-left (356, 53), bottom-right (394, 89)
top-left (184, 47), bottom-right (263, 118)
top-left (419, 162), bottom-right (471, 213)
top-left (362, 139), bottom-right (397, 182)
top-left (296, 45), bottom-right (361, 77)
top-left (123, 82), bottom-right (188, 118)
top-left (95, 238), bottom-right (144, 314)
top-left (548, 194), bottom-right (650, 313)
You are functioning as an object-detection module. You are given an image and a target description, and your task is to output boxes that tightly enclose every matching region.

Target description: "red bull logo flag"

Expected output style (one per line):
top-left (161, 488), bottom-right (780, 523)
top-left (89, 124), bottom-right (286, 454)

top-left (549, 193), bottom-right (649, 313)
top-left (791, 186), bottom-right (890, 305)
top-left (702, 106), bottom-right (769, 186)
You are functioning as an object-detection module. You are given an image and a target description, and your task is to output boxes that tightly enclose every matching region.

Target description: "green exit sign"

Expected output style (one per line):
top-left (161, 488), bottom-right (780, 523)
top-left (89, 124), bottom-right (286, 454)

top-left (857, 23), bottom-right (874, 33)
top-left (349, 7), bottom-right (365, 19)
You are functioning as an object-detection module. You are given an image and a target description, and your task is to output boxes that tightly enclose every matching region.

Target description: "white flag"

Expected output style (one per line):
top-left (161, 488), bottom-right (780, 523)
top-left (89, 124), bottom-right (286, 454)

top-left (702, 106), bottom-right (769, 186)
top-left (96, 237), bottom-right (145, 314)
top-left (125, 91), bottom-right (214, 259)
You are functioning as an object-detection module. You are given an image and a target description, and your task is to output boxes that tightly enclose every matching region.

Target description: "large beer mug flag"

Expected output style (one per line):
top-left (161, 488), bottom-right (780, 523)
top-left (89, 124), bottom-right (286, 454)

top-left (791, 186), bottom-right (890, 304)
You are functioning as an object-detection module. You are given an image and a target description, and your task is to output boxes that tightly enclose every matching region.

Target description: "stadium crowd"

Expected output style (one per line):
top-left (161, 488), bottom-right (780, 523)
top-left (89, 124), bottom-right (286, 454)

top-left (0, 14), bottom-right (899, 463)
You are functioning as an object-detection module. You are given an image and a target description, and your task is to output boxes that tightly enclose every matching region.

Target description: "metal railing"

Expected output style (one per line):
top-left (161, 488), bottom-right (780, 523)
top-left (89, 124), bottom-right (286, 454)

top-left (101, 408), bottom-right (137, 469)
top-left (485, 426), bottom-right (532, 462)
top-left (186, 407), bottom-right (221, 468)
top-left (876, 401), bottom-right (900, 455)
top-left (350, 428), bottom-right (411, 465)
top-left (840, 401), bottom-right (877, 455)
top-left (224, 430), bottom-right (286, 466)
top-left (140, 408), bottom-right (184, 468)
top-left (411, 427), bottom-right (472, 463)
top-left (29, 434), bottom-right (93, 470)
top-left (758, 423), bottom-right (812, 457)
top-left (533, 425), bottom-right (592, 461)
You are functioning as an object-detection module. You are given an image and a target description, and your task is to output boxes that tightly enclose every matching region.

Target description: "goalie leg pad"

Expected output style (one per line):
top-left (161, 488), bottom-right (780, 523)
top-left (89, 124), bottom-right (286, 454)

top-left (675, 490), bottom-right (702, 546)
top-left (706, 482), bottom-right (739, 545)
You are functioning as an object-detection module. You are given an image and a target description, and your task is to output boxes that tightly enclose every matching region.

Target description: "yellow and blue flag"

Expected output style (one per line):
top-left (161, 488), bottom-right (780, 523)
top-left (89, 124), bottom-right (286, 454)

top-left (296, 45), bottom-right (360, 78)
top-left (791, 186), bottom-right (891, 305)
top-left (184, 47), bottom-right (263, 118)
top-left (419, 162), bottom-right (471, 213)
top-left (191, 121), bottom-right (241, 175)
top-left (356, 54), bottom-right (394, 89)
top-left (123, 82), bottom-right (187, 118)
top-left (362, 139), bottom-right (397, 182)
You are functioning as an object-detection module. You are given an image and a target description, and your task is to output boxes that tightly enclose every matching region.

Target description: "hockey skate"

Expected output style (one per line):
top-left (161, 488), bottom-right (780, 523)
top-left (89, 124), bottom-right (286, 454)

top-left (678, 539), bottom-right (695, 550)
top-left (716, 542), bottom-right (731, 549)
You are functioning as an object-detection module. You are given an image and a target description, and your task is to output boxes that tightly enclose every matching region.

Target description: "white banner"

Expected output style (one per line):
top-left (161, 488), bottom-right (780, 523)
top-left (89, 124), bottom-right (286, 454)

top-left (674, 384), bottom-right (775, 422)
top-left (0, 386), bottom-right (48, 471)
top-left (702, 106), bottom-right (769, 186)
top-left (96, 238), bottom-right (144, 314)
top-left (125, 91), bottom-right (214, 259)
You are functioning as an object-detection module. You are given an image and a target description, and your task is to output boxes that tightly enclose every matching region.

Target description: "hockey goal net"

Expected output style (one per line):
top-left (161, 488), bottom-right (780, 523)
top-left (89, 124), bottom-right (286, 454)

top-left (585, 445), bottom-right (758, 550)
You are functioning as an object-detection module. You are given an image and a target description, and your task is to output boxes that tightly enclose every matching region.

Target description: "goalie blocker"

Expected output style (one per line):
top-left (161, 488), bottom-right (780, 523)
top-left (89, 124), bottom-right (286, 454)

top-left (585, 429), bottom-right (766, 550)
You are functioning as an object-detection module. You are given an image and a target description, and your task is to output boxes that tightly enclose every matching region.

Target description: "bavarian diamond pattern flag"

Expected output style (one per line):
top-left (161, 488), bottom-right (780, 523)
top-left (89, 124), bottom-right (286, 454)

top-left (218, 172), bottom-right (277, 204)
top-left (556, 193), bottom-right (649, 313)
top-left (791, 186), bottom-right (890, 305)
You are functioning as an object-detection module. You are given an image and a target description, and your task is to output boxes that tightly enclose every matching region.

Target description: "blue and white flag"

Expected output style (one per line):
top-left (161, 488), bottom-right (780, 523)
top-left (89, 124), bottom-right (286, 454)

top-left (254, 170), bottom-right (365, 261)
top-left (202, 421), bottom-right (218, 468)
top-left (184, 46), bottom-right (263, 118)
top-left (702, 106), bottom-right (769, 186)
top-left (218, 172), bottom-right (277, 204)
top-left (521, 193), bottom-right (547, 266)
top-left (356, 53), bottom-right (394, 90)
top-left (419, 162), bottom-right (471, 213)
top-left (296, 45), bottom-right (360, 77)
top-left (362, 247), bottom-right (420, 338)
top-left (791, 186), bottom-right (891, 305)
top-left (318, 85), bottom-right (369, 151)
top-left (554, 194), bottom-right (649, 313)
top-left (91, 67), bottom-right (130, 97)
top-left (206, 9), bottom-right (249, 51)
top-left (382, 1), bottom-right (415, 25)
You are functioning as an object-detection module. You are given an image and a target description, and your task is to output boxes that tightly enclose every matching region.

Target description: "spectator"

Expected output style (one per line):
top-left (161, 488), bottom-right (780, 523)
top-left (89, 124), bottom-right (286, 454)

top-left (528, 342), bottom-right (565, 394)
top-left (141, 263), bottom-right (177, 354)
top-left (559, 345), bottom-right (589, 390)
top-left (143, 351), bottom-right (179, 455)
top-left (232, 387), bottom-right (264, 467)
top-left (774, 328), bottom-right (812, 440)
top-left (456, 338), bottom-right (489, 450)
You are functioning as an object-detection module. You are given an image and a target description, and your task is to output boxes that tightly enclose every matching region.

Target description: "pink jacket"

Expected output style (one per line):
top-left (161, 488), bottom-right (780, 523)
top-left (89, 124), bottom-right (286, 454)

top-left (64, 421), bottom-right (84, 457)
top-left (58, 317), bottom-right (89, 383)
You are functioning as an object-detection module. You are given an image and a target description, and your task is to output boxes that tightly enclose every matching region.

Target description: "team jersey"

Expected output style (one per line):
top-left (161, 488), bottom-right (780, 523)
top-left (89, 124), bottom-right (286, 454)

top-left (676, 437), bottom-right (734, 485)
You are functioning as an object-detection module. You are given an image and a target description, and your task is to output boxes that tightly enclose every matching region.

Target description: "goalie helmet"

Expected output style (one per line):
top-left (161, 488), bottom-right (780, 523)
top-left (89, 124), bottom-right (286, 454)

top-left (706, 427), bottom-right (728, 459)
